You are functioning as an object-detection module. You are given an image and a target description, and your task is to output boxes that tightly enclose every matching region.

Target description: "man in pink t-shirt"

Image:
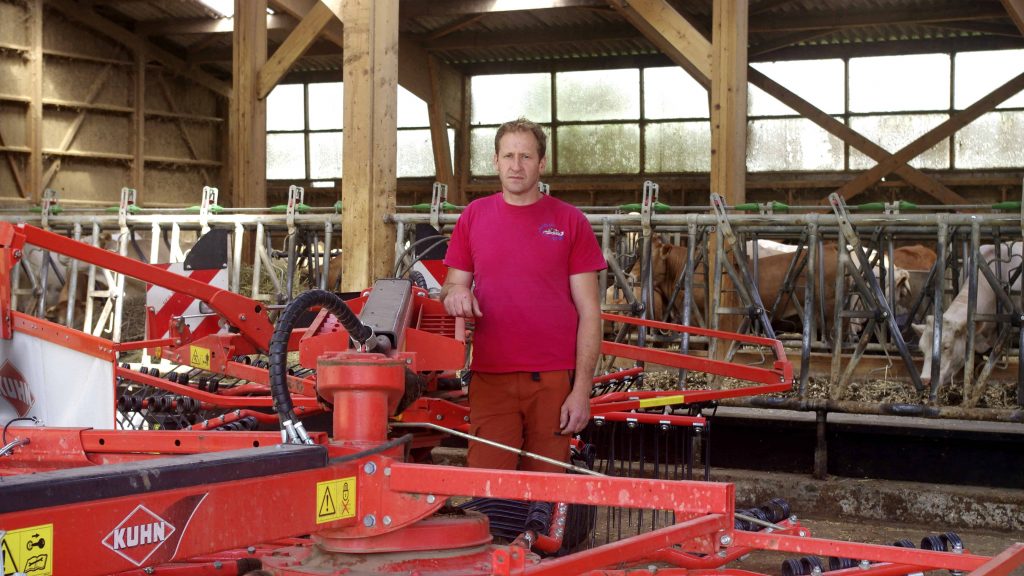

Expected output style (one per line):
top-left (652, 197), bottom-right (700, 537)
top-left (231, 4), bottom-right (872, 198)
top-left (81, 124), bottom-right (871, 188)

top-left (441, 118), bottom-right (606, 472)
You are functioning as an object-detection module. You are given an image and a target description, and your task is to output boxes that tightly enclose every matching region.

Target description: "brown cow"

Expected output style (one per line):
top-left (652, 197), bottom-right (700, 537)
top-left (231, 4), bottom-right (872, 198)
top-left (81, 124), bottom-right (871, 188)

top-left (610, 239), bottom-right (839, 333)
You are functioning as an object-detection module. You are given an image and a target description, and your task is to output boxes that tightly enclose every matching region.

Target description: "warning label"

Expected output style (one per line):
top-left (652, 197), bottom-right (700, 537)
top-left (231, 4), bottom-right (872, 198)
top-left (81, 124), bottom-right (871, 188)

top-left (3, 523), bottom-right (53, 576)
top-left (316, 477), bottom-right (356, 524)
top-left (189, 346), bottom-right (211, 371)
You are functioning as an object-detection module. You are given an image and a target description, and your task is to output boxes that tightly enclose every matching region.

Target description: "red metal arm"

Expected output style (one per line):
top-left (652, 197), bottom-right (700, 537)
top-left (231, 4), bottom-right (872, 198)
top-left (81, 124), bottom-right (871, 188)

top-left (7, 223), bottom-right (275, 352)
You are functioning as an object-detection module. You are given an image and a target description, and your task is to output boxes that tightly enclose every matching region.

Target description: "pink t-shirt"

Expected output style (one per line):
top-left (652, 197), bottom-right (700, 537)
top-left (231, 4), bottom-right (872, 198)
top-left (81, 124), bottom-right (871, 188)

top-left (444, 193), bottom-right (607, 372)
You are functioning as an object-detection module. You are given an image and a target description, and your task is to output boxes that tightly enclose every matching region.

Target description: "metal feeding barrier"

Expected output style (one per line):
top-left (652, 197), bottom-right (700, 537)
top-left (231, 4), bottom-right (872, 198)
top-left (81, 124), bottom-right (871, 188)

top-left (2, 215), bottom-right (1021, 574)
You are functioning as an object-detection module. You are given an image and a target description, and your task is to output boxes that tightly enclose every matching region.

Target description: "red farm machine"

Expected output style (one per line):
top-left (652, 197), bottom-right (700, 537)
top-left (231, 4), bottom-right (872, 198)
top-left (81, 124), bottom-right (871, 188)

top-left (0, 221), bottom-right (1021, 576)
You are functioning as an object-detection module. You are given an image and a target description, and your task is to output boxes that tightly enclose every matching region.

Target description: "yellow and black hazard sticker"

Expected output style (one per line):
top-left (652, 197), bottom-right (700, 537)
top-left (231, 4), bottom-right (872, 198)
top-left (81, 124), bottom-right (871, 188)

top-left (316, 477), bottom-right (356, 524)
top-left (3, 523), bottom-right (53, 576)
top-left (189, 345), bottom-right (211, 370)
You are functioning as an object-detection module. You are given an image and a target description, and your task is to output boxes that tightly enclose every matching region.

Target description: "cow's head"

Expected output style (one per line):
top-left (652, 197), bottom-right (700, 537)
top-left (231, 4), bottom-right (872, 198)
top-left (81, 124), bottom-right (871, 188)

top-left (911, 314), bottom-right (968, 390)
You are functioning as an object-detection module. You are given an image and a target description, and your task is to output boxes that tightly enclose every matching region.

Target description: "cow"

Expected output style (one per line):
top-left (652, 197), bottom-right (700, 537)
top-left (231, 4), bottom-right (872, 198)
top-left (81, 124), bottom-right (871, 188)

top-left (911, 242), bottom-right (1023, 390)
top-left (845, 244), bottom-right (939, 340)
top-left (606, 238), bottom-right (840, 334)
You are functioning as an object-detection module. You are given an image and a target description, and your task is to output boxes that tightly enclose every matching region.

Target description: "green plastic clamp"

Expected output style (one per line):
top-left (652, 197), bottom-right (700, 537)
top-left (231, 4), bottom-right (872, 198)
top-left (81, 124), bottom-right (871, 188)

top-left (617, 201), bottom-right (671, 213)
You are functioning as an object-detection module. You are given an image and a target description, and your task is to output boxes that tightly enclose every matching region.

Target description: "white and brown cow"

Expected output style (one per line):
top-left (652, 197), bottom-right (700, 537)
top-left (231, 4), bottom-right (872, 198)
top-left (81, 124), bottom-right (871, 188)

top-left (911, 242), bottom-right (1023, 390)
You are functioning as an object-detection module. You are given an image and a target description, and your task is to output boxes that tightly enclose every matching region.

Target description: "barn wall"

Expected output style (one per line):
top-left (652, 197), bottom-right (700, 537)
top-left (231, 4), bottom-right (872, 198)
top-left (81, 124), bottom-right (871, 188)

top-left (0, 2), bottom-right (225, 208)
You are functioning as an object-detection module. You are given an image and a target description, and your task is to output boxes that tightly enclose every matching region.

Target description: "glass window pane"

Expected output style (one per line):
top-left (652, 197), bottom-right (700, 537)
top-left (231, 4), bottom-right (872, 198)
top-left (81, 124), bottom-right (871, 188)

top-left (267, 133), bottom-right (306, 180)
top-left (955, 49), bottom-right (1024, 110)
top-left (471, 73), bottom-right (552, 125)
top-left (470, 128), bottom-right (497, 176)
top-left (747, 118), bottom-right (844, 172)
top-left (644, 67), bottom-right (709, 119)
top-left (849, 114), bottom-right (949, 169)
top-left (748, 84), bottom-right (797, 117)
top-left (557, 124), bottom-right (640, 174)
top-left (750, 60), bottom-right (845, 116)
top-left (556, 69), bottom-right (640, 121)
top-left (470, 126), bottom-right (552, 176)
top-left (398, 86), bottom-right (430, 128)
top-left (308, 82), bottom-right (343, 130)
top-left (645, 121), bottom-right (711, 172)
top-left (955, 111), bottom-right (1024, 169)
top-left (267, 84), bottom-right (305, 131)
top-left (309, 132), bottom-right (342, 179)
top-left (397, 129), bottom-right (435, 177)
top-left (849, 54), bottom-right (950, 112)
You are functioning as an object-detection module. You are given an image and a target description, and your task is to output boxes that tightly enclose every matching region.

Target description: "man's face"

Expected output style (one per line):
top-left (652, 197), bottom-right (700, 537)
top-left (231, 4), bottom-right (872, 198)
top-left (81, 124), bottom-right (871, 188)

top-left (494, 130), bottom-right (546, 199)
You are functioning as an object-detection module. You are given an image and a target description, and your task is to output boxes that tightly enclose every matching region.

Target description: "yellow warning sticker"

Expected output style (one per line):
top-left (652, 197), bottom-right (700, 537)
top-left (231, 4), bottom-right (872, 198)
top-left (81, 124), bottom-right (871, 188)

top-left (637, 394), bottom-right (685, 408)
top-left (3, 523), bottom-right (53, 576)
top-left (316, 477), bottom-right (356, 524)
top-left (190, 346), bottom-right (211, 370)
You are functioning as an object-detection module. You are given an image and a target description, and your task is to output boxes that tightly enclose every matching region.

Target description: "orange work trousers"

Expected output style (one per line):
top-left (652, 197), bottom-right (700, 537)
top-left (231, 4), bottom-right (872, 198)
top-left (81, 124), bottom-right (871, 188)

top-left (467, 370), bottom-right (572, 473)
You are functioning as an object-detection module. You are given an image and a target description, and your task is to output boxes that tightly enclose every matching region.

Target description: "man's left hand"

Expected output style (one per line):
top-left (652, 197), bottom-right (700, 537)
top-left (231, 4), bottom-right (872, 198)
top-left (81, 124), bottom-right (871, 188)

top-left (559, 387), bottom-right (591, 435)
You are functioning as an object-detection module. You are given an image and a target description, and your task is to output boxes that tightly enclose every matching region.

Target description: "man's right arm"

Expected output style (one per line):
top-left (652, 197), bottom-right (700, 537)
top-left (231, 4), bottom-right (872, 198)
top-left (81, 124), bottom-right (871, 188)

top-left (441, 267), bottom-right (482, 318)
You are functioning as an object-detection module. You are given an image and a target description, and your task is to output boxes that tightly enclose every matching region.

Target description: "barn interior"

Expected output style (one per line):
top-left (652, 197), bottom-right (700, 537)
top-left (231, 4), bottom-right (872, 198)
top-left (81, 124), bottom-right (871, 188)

top-left (0, 1), bottom-right (1023, 575)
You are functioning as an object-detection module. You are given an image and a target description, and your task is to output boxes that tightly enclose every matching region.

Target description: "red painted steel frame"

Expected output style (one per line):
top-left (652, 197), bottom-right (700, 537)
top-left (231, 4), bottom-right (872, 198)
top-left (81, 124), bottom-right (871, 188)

top-left (2, 222), bottom-right (276, 352)
top-left (601, 313), bottom-right (793, 385)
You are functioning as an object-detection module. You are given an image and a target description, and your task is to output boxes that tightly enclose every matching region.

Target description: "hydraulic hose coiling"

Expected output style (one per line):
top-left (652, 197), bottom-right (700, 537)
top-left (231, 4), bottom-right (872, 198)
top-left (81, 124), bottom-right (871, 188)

top-left (269, 289), bottom-right (380, 444)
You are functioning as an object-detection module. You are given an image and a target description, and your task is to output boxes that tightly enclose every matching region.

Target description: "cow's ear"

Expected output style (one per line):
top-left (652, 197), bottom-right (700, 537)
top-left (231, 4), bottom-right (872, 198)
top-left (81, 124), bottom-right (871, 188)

top-left (911, 322), bottom-right (926, 336)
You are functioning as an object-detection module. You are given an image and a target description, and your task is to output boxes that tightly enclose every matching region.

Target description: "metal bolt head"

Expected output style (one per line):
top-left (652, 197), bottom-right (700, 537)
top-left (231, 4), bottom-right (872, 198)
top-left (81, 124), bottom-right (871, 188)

top-left (213, 561), bottom-right (223, 569)
top-left (239, 314), bottom-right (247, 321)
top-left (363, 514), bottom-right (376, 527)
top-left (859, 559), bottom-right (871, 569)
top-left (798, 530), bottom-right (807, 537)
top-left (247, 546), bottom-right (256, 553)
top-left (384, 467), bottom-right (391, 476)
top-left (363, 461), bottom-right (377, 475)
top-left (719, 534), bottom-right (733, 546)
top-left (810, 567), bottom-right (822, 576)
top-left (435, 414), bottom-right (443, 421)
top-left (383, 515), bottom-right (392, 526)
top-left (426, 494), bottom-right (436, 504)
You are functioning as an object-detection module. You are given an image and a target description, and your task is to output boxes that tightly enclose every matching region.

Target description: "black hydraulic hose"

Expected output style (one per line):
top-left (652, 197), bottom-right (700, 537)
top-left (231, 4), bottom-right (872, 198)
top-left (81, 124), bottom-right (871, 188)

top-left (269, 289), bottom-right (381, 443)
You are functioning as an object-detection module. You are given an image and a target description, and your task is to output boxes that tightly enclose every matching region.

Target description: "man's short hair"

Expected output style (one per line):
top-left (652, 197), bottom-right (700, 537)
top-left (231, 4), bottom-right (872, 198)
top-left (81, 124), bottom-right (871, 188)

top-left (494, 118), bottom-right (547, 159)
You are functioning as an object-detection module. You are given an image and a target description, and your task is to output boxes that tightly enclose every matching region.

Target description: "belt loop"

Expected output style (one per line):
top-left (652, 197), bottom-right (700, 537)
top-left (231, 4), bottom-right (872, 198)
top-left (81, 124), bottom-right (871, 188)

top-left (531, 371), bottom-right (541, 382)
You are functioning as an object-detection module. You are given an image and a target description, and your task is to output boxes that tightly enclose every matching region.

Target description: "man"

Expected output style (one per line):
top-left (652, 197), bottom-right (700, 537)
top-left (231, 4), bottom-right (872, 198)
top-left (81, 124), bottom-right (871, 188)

top-left (441, 118), bottom-right (606, 472)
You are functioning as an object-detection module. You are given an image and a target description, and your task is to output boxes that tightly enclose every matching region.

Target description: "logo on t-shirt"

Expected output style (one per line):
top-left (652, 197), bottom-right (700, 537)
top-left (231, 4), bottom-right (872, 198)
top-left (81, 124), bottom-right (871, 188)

top-left (539, 224), bottom-right (565, 240)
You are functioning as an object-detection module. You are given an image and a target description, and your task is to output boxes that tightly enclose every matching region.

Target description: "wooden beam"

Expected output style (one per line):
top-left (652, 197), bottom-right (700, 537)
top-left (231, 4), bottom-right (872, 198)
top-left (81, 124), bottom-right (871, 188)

top-left (135, 14), bottom-right (292, 35)
top-left (424, 22), bottom-right (639, 51)
top-left (47, 0), bottom-right (232, 98)
top-left (258, 1), bottom-right (337, 99)
top-left (28, 0), bottom-right (42, 203)
top-left (230, 0), bottom-right (267, 207)
top-left (751, 5), bottom-right (1008, 33)
top-left (608, 0), bottom-right (712, 88)
top-left (270, 0), bottom-right (464, 127)
top-left (400, 0), bottom-right (606, 19)
top-left (749, 29), bottom-right (837, 58)
top-left (427, 55), bottom-right (454, 194)
top-left (710, 0), bottom-right (748, 205)
top-left (1001, 0), bottom-right (1024, 35)
top-left (747, 68), bottom-right (966, 205)
top-left (133, 50), bottom-right (144, 192)
top-left (426, 13), bottom-right (485, 41)
top-left (342, 0), bottom-right (399, 291)
top-left (834, 70), bottom-right (1024, 202)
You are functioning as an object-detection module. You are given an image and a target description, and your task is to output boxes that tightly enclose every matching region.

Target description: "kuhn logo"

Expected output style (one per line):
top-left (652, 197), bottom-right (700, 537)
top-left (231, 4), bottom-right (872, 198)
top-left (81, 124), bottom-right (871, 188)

top-left (102, 505), bottom-right (176, 566)
top-left (0, 360), bottom-right (34, 416)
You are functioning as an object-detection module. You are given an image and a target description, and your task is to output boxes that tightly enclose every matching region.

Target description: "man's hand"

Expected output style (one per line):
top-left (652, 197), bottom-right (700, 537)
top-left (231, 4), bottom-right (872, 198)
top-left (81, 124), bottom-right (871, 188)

top-left (443, 284), bottom-right (482, 318)
top-left (559, 385), bottom-right (591, 435)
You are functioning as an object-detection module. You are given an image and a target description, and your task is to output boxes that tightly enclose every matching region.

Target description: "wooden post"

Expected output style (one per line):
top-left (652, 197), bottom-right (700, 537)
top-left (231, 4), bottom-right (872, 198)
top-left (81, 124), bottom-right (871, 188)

top-left (230, 0), bottom-right (267, 208)
top-left (341, 0), bottom-right (399, 291)
top-left (27, 0), bottom-right (43, 203)
top-left (427, 55), bottom-right (455, 197)
top-left (710, 0), bottom-right (749, 342)
top-left (133, 50), bottom-right (145, 192)
top-left (710, 0), bottom-right (748, 205)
